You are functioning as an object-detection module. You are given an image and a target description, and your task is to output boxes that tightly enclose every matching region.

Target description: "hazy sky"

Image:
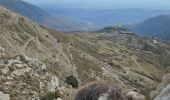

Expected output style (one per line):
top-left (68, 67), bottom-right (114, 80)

top-left (24, 0), bottom-right (170, 10)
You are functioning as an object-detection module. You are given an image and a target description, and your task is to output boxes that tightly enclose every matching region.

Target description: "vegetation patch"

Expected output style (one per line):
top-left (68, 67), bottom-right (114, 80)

top-left (65, 75), bottom-right (79, 88)
top-left (41, 91), bottom-right (61, 100)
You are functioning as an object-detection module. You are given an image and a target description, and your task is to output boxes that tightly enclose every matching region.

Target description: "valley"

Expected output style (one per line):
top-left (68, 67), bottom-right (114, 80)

top-left (0, 0), bottom-right (170, 100)
top-left (0, 5), bottom-right (170, 100)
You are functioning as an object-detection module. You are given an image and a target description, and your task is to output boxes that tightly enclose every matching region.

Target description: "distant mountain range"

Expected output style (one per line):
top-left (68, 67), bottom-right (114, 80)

top-left (44, 8), bottom-right (170, 40)
top-left (129, 15), bottom-right (170, 41)
top-left (1, 4), bottom-right (170, 100)
top-left (45, 8), bottom-right (170, 27)
top-left (1, 0), bottom-right (170, 41)
top-left (0, 0), bottom-right (93, 31)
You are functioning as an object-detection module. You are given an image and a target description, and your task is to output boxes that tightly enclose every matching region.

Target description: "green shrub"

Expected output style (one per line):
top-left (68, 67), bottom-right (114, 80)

top-left (41, 91), bottom-right (61, 100)
top-left (65, 75), bottom-right (79, 88)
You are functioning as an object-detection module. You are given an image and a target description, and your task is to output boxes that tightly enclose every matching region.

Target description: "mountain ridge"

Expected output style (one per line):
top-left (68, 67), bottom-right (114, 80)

top-left (129, 14), bottom-right (170, 41)
top-left (45, 8), bottom-right (170, 27)
top-left (0, 4), bottom-right (170, 100)
top-left (0, 0), bottom-right (92, 31)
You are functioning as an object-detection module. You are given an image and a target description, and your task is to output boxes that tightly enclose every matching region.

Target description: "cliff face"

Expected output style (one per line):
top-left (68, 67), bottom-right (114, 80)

top-left (1, 6), bottom-right (170, 100)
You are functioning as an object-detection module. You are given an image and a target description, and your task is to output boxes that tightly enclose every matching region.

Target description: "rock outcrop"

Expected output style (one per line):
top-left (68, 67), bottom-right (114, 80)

top-left (151, 74), bottom-right (170, 100)
top-left (126, 91), bottom-right (145, 100)
top-left (0, 54), bottom-right (61, 100)
top-left (154, 84), bottom-right (170, 100)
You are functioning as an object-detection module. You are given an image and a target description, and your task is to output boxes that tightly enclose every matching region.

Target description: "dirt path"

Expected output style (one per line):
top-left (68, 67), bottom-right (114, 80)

top-left (131, 57), bottom-right (145, 73)
top-left (20, 37), bottom-right (35, 55)
top-left (67, 42), bottom-right (77, 68)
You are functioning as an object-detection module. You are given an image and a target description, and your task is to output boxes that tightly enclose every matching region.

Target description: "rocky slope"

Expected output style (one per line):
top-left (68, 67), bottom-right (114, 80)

top-left (0, 6), bottom-right (170, 100)
top-left (0, 6), bottom-right (77, 100)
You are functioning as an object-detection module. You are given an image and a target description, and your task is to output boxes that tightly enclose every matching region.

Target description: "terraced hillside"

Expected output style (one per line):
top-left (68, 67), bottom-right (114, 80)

top-left (71, 32), bottom-right (170, 86)
top-left (0, 6), bottom-right (170, 100)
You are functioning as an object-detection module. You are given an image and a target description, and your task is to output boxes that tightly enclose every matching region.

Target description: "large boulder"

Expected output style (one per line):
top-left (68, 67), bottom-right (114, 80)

top-left (154, 84), bottom-right (170, 100)
top-left (126, 91), bottom-right (145, 100)
top-left (150, 74), bottom-right (170, 99)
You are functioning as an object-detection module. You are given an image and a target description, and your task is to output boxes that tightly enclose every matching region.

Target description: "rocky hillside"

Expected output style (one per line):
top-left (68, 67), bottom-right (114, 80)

top-left (0, 6), bottom-right (78, 100)
top-left (0, 6), bottom-right (170, 100)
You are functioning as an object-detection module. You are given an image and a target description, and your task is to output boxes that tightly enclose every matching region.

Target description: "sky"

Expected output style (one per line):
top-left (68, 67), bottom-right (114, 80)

top-left (24, 0), bottom-right (170, 10)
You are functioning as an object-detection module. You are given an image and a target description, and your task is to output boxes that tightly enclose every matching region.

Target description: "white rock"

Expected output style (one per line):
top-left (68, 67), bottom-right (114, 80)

top-left (127, 91), bottom-right (138, 96)
top-left (0, 91), bottom-right (10, 100)
top-left (59, 91), bottom-right (63, 95)
top-left (98, 93), bottom-right (108, 100)
top-left (126, 91), bottom-right (145, 100)
top-left (47, 75), bottom-right (59, 92)
top-left (39, 82), bottom-right (44, 93)
top-left (7, 59), bottom-right (22, 65)
top-left (41, 63), bottom-right (46, 70)
top-left (1, 67), bottom-right (9, 74)
top-left (15, 64), bottom-right (26, 68)
top-left (0, 60), bottom-right (4, 65)
top-left (153, 40), bottom-right (158, 44)
top-left (154, 84), bottom-right (170, 100)
top-left (57, 98), bottom-right (63, 100)
top-left (11, 67), bottom-right (31, 76)
top-left (4, 81), bottom-right (13, 85)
